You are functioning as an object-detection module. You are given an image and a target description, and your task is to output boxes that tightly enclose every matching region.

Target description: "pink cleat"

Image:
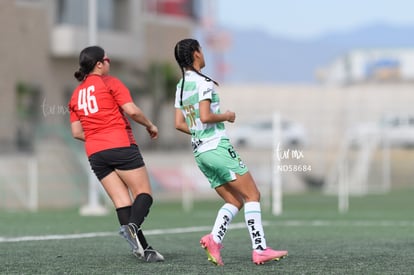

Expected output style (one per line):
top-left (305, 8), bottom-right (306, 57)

top-left (252, 248), bottom-right (288, 265)
top-left (200, 234), bottom-right (224, 266)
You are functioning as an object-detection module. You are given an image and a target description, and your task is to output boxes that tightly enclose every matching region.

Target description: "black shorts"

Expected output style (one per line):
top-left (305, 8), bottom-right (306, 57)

top-left (88, 144), bottom-right (145, 180)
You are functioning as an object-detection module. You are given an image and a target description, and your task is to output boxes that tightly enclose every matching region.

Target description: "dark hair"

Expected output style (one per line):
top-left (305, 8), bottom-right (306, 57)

top-left (74, 46), bottom-right (105, 82)
top-left (174, 38), bottom-right (218, 105)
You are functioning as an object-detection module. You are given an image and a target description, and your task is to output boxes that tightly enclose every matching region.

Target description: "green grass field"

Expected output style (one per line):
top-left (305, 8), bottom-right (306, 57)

top-left (1, 188), bottom-right (414, 274)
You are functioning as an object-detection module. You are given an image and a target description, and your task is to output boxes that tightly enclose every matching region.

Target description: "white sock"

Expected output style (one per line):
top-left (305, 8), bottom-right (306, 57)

top-left (211, 203), bottom-right (239, 243)
top-left (244, 201), bottom-right (267, 250)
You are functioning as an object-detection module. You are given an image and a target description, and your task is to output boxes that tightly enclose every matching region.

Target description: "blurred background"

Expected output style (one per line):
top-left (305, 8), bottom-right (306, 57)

top-left (1, 0), bottom-right (414, 213)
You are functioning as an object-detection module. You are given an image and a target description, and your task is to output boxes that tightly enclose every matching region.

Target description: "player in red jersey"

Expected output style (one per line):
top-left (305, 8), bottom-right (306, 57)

top-left (68, 46), bottom-right (164, 262)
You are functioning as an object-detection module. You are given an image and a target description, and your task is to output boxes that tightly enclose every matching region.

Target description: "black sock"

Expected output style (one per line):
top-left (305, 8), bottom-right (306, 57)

top-left (129, 193), bottom-right (153, 226)
top-left (129, 193), bottom-right (153, 250)
top-left (137, 228), bottom-right (149, 250)
top-left (116, 206), bottom-right (131, 225)
top-left (127, 223), bottom-right (149, 250)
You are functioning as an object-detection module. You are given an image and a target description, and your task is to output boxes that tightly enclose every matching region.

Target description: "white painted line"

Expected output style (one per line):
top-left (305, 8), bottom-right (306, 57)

top-left (0, 232), bottom-right (114, 243)
top-left (1, 220), bottom-right (412, 243)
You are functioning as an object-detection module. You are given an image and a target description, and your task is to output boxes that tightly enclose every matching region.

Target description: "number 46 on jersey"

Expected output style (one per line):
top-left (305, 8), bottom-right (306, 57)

top-left (78, 85), bottom-right (99, 116)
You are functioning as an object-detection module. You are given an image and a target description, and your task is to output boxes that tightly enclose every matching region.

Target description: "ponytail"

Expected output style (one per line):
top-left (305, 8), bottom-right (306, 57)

top-left (74, 68), bottom-right (87, 82)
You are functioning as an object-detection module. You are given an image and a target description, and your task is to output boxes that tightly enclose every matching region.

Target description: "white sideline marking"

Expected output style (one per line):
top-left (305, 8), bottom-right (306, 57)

top-left (0, 222), bottom-right (251, 243)
top-left (0, 232), bottom-right (114, 242)
top-left (1, 220), bottom-right (413, 243)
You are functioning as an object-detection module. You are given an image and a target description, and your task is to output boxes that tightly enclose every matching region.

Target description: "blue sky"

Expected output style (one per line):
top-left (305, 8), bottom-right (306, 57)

top-left (213, 0), bottom-right (414, 39)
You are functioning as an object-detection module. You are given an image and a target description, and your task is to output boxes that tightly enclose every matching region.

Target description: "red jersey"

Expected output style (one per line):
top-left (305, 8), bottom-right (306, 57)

top-left (69, 74), bottom-right (136, 157)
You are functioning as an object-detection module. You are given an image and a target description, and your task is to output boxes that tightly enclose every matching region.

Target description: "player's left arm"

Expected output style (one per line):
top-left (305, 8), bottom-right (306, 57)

top-left (198, 82), bottom-right (235, 124)
top-left (71, 120), bottom-right (85, 141)
top-left (199, 99), bottom-right (235, 124)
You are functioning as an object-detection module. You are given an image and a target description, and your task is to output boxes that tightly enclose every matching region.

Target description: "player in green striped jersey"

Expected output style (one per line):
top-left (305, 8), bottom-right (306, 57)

top-left (173, 39), bottom-right (287, 266)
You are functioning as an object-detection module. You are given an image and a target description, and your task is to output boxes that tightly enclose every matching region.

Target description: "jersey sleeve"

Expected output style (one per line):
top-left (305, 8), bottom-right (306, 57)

top-left (105, 76), bottom-right (133, 106)
top-left (198, 79), bottom-right (214, 102)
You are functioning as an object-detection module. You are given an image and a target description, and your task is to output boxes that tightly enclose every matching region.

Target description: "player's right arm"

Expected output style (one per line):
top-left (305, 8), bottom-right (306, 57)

top-left (121, 102), bottom-right (158, 139)
top-left (175, 108), bottom-right (191, 135)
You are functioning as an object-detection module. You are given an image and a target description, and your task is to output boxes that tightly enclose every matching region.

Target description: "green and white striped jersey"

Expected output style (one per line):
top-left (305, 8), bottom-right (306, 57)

top-left (174, 70), bottom-right (227, 154)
